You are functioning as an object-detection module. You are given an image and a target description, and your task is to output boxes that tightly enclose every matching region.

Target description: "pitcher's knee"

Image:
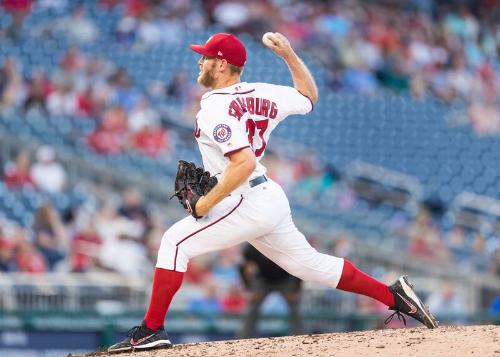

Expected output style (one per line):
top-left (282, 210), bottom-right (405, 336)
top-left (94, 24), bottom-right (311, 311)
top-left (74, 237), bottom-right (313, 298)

top-left (156, 230), bottom-right (189, 272)
top-left (286, 254), bottom-right (344, 288)
top-left (283, 265), bottom-right (313, 282)
top-left (290, 268), bottom-right (318, 283)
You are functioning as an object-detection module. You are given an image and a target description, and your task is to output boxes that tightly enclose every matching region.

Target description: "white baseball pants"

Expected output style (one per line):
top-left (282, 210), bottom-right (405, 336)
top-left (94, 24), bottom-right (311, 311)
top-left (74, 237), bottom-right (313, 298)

top-left (156, 179), bottom-right (344, 288)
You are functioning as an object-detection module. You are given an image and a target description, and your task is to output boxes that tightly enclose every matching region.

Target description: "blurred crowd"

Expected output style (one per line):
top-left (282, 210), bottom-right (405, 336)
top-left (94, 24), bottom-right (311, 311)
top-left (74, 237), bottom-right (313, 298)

top-left (4, 146), bottom-right (66, 193)
top-left (0, 145), bottom-right (498, 318)
top-left (0, 159), bottom-right (164, 276)
top-left (0, 147), bottom-right (325, 276)
top-left (104, 0), bottom-right (499, 134)
top-left (0, 0), bottom-right (499, 321)
top-left (2, 0), bottom-right (498, 133)
top-left (0, 46), bottom-right (172, 157)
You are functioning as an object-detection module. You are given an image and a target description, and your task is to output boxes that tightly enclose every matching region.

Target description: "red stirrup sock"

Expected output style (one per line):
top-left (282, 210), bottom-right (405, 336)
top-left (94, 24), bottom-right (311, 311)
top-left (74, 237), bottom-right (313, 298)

top-left (336, 259), bottom-right (395, 307)
top-left (144, 268), bottom-right (184, 330)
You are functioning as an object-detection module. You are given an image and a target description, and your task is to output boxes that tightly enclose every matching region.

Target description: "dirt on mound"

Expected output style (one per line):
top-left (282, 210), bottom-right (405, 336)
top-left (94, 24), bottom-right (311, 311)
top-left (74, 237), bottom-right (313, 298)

top-left (86, 325), bottom-right (499, 357)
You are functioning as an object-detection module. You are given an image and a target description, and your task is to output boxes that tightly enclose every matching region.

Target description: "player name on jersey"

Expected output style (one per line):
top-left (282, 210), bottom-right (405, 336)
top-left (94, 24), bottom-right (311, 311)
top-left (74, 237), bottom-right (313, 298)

top-left (228, 97), bottom-right (278, 121)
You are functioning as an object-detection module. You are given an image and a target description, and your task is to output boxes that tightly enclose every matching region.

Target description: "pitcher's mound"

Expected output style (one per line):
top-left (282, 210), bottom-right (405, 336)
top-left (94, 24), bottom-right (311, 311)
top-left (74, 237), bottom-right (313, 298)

top-left (88, 325), bottom-right (499, 357)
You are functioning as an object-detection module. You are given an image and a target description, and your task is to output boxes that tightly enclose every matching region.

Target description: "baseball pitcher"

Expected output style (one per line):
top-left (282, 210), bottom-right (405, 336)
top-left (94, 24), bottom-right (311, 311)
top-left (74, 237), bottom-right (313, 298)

top-left (108, 32), bottom-right (437, 352)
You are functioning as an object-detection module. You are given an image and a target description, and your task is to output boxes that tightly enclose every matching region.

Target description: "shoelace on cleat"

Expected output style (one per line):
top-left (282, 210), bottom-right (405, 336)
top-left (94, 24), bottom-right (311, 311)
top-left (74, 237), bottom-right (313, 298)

top-left (126, 326), bottom-right (141, 338)
top-left (384, 311), bottom-right (407, 326)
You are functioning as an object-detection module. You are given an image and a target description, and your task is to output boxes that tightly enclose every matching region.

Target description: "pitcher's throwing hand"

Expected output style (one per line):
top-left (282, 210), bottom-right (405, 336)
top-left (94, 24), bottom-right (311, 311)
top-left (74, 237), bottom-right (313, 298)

top-left (262, 32), bottom-right (293, 58)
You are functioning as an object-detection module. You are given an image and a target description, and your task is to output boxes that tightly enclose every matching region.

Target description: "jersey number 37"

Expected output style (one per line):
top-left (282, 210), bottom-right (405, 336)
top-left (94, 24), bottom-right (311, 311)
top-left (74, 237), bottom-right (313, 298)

top-left (246, 118), bottom-right (268, 157)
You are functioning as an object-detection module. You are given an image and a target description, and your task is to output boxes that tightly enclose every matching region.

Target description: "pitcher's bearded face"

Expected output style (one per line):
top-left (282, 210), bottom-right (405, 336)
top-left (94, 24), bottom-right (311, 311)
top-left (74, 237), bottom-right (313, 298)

top-left (198, 57), bottom-right (217, 88)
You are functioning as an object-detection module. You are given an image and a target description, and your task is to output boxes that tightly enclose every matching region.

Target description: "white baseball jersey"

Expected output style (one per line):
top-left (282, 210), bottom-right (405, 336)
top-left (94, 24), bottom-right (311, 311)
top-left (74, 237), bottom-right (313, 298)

top-left (156, 80), bottom-right (343, 292)
top-left (194, 82), bottom-right (313, 181)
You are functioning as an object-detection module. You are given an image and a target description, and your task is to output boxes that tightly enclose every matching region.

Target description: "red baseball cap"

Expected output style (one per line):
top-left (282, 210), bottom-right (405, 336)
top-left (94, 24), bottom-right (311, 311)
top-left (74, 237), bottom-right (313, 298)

top-left (190, 33), bottom-right (247, 67)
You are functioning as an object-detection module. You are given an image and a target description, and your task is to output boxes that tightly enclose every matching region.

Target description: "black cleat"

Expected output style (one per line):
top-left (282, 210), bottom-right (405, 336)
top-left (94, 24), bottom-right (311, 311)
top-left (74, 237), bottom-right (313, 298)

top-left (108, 321), bottom-right (172, 352)
top-left (387, 276), bottom-right (438, 329)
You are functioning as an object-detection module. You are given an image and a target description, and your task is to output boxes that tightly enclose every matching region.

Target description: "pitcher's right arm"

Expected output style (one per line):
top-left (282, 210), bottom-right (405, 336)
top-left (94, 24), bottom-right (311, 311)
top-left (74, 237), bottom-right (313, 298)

top-left (262, 32), bottom-right (318, 104)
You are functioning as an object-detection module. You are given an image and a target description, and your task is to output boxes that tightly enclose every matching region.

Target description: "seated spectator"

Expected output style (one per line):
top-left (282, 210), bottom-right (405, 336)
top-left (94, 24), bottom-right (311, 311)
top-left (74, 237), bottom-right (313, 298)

top-left (220, 283), bottom-right (247, 314)
top-left (71, 220), bottom-right (102, 272)
top-left (59, 6), bottom-right (97, 43)
top-left (330, 232), bottom-right (355, 259)
top-left (2, 0), bottom-right (32, 40)
top-left (87, 106), bottom-right (128, 154)
top-left (0, 57), bottom-right (24, 113)
top-left (447, 226), bottom-right (467, 250)
top-left (212, 248), bottom-right (241, 285)
top-left (76, 86), bottom-right (98, 117)
top-left (294, 151), bottom-right (320, 182)
top-left (102, 0), bottom-right (148, 18)
top-left (109, 69), bottom-right (139, 112)
top-left (184, 257), bottom-right (212, 284)
top-left (468, 102), bottom-right (500, 135)
top-left (212, 1), bottom-right (250, 33)
top-left (3, 150), bottom-right (35, 189)
top-left (30, 146), bottom-right (67, 193)
top-left (294, 153), bottom-right (336, 198)
top-left (472, 233), bottom-right (487, 256)
top-left (376, 53), bottom-right (411, 92)
top-left (86, 81), bottom-right (113, 117)
top-left (84, 56), bottom-right (115, 89)
top-left (166, 72), bottom-right (191, 100)
top-left (467, 66), bottom-right (500, 135)
top-left (261, 152), bottom-right (297, 191)
top-left (0, 229), bottom-right (17, 272)
top-left (187, 279), bottom-right (221, 319)
top-left (115, 15), bottom-right (137, 44)
top-left (426, 282), bottom-right (466, 319)
top-left (131, 124), bottom-right (169, 157)
top-left (15, 235), bottom-right (47, 273)
top-left (33, 202), bottom-right (67, 270)
top-left (128, 97), bottom-right (160, 133)
top-left (342, 65), bottom-right (379, 94)
top-left (406, 208), bottom-right (449, 260)
top-left (95, 202), bottom-right (150, 276)
top-left (101, 231), bottom-right (150, 276)
top-left (137, 11), bottom-right (162, 45)
top-left (118, 187), bottom-right (151, 238)
top-left (46, 78), bottom-right (78, 116)
top-left (60, 46), bottom-right (88, 74)
top-left (447, 54), bottom-right (473, 99)
top-left (23, 68), bottom-right (52, 116)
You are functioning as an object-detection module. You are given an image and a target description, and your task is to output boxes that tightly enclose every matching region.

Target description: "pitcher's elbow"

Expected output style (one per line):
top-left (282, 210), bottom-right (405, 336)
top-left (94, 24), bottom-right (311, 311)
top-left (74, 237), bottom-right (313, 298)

top-left (245, 157), bottom-right (257, 173)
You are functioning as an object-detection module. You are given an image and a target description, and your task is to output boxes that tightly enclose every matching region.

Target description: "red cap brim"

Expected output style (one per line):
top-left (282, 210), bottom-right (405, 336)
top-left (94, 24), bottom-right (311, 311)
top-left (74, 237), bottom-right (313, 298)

top-left (189, 44), bottom-right (215, 57)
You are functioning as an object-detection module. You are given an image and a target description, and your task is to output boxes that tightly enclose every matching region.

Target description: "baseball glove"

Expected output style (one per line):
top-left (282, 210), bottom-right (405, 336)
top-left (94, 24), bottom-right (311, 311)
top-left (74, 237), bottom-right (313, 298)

top-left (171, 160), bottom-right (218, 218)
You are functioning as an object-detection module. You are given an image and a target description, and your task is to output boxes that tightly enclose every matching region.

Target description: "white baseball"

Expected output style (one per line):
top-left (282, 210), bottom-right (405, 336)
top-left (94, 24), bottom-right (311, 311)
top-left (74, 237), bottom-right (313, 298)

top-left (262, 32), bottom-right (276, 48)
